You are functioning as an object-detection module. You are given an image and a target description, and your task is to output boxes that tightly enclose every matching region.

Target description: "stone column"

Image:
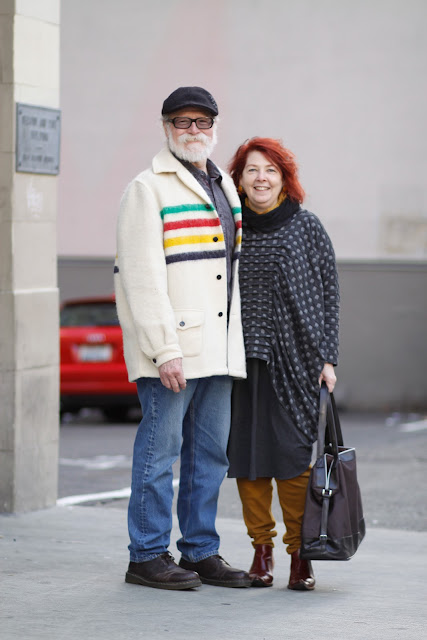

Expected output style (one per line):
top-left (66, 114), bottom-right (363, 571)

top-left (0, 0), bottom-right (60, 511)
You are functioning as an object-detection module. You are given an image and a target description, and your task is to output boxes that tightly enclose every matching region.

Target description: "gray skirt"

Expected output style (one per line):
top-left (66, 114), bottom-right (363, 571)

top-left (227, 358), bottom-right (312, 480)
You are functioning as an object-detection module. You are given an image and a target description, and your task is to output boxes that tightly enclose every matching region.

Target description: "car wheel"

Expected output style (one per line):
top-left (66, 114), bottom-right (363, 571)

top-left (103, 407), bottom-right (128, 423)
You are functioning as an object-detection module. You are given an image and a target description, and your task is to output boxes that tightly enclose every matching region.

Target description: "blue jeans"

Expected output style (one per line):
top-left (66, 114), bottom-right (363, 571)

top-left (128, 375), bottom-right (233, 562)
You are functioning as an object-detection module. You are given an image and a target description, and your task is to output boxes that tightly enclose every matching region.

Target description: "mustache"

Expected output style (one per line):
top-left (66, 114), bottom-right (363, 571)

top-left (165, 123), bottom-right (217, 163)
top-left (177, 133), bottom-right (210, 144)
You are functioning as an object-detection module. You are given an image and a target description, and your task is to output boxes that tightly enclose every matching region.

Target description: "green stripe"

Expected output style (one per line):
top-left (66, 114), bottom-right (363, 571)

top-left (160, 204), bottom-right (214, 219)
top-left (232, 206), bottom-right (242, 215)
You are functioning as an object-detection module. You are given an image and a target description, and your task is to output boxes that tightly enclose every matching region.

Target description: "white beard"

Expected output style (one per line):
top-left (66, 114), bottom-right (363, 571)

top-left (166, 126), bottom-right (217, 163)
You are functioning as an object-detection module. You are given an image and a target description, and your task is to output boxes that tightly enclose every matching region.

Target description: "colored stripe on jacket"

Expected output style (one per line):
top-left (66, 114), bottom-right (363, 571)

top-left (161, 203), bottom-right (242, 264)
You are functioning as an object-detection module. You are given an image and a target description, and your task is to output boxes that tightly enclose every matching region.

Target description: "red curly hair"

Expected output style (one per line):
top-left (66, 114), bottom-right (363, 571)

top-left (228, 137), bottom-right (305, 204)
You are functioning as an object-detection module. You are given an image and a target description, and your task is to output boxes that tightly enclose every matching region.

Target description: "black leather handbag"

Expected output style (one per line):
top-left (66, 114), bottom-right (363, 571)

top-left (300, 383), bottom-right (365, 560)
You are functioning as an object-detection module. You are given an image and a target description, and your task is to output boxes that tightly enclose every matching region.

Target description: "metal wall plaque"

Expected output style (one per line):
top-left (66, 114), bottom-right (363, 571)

top-left (16, 103), bottom-right (61, 175)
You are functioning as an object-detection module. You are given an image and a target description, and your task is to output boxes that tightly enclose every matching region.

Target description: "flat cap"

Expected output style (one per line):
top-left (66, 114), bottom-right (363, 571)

top-left (162, 86), bottom-right (218, 116)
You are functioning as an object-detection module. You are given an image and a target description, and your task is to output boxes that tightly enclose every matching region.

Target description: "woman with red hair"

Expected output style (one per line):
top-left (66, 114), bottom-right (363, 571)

top-left (227, 138), bottom-right (340, 591)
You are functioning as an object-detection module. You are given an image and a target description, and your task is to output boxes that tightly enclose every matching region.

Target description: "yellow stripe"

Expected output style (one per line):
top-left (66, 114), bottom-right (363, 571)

top-left (164, 234), bottom-right (224, 249)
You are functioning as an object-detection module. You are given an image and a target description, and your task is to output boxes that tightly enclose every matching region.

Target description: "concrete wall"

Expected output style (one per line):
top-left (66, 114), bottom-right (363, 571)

top-left (0, 0), bottom-right (60, 512)
top-left (58, 257), bottom-right (114, 302)
top-left (337, 262), bottom-right (427, 410)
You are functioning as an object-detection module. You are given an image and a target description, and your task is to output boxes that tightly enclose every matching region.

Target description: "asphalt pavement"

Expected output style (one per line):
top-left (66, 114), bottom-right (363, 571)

top-left (1, 411), bottom-right (427, 639)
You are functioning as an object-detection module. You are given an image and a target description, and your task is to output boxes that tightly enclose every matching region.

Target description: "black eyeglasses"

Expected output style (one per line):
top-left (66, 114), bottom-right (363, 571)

top-left (168, 117), bottom-right (214, 130)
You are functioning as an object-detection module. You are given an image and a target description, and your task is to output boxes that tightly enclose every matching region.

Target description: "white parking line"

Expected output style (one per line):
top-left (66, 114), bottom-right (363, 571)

top-left (399, 419), bottom-right (427, 433)
top-left (57, 479), bottom-right (180, 507)
top-left (59, 455), bottom-right (131, 470)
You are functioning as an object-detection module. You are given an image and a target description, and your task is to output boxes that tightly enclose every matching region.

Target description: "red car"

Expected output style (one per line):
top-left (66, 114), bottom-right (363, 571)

top-left (60, 295), bottom-right (139, 421)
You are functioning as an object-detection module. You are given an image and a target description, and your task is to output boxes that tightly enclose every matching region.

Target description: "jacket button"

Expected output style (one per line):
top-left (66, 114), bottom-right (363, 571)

top-left (179, 321), bottom-right (185, 327)
top-left (213, 236), bottom-right (218, 242)
top-left (218, 312), bottom-right (223, 317)
top-left (153, 358), bottom-right (157, 363)
top-left (217, 275), bottom-right (222, 280)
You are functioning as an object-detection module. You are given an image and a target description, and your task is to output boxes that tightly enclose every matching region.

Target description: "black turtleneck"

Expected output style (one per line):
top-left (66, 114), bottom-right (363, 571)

top-left (241, 196), bottom-right (300, 233)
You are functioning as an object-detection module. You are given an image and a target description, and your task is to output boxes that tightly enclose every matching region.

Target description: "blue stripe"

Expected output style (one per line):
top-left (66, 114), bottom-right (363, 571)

top-left (166, 250), bottom-right (227, 265)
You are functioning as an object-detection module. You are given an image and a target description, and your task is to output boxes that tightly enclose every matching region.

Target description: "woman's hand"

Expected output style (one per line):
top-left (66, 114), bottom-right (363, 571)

top-left (319, 363), bottom-right (336, 393)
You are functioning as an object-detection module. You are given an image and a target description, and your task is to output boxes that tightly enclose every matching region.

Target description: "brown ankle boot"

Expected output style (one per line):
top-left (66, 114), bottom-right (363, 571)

top-left (288, 549), bottom-right (315, 591)
top-left (249, 544), bottom-right (274, 587)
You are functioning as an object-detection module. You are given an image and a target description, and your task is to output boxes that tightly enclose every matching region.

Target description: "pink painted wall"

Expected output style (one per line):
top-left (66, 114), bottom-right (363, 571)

top-left (59, 0), bottom-right (427, 261)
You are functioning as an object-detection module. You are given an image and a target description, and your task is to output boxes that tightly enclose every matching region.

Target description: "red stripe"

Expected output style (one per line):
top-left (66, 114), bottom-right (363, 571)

top-left (164, 218), bottom-right (221, 231)
top-left (236, 220), bottom-right (242, 229)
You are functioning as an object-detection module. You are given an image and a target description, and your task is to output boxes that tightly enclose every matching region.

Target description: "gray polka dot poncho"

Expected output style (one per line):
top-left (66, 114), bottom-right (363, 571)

top-left (239, 197), bottom-right (340, 444)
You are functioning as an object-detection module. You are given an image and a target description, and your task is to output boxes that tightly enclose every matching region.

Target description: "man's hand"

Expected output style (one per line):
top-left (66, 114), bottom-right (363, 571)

top-left (319, 363), bottom-right (337, 393)
top-left (158, 358), bottom-right (186, 393)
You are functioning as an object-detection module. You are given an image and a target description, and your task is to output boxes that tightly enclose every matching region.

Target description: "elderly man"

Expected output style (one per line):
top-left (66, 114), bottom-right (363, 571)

top-left (114, 87), bottom-right (249, 590)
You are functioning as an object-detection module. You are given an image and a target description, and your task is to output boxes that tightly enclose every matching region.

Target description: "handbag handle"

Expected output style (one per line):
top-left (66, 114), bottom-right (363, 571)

top-left (317, 382), bottom-right (343, 459)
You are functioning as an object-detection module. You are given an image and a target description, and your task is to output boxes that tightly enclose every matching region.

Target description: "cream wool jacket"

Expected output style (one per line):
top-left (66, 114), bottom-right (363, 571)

top-left (114, 147), bottom-right (247, 382)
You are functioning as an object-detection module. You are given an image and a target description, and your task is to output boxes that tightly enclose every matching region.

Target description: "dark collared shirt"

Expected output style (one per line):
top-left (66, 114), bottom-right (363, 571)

top-left (177, 157), bottom-right (236, 305)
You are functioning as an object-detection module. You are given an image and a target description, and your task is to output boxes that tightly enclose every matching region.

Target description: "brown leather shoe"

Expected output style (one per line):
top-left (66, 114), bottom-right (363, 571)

top-left (179, 554), bottom-right (251, 588)
top-left (249, 544), bottom-right (274, 587)
top-left (287, 549), bottom-right (315, 591)
top-left (125, 552), bottom-right (202, 590)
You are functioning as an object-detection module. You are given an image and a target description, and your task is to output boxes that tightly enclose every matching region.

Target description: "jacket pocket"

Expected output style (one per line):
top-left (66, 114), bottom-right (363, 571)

top-left (174, 309), bottom-right (204, 357)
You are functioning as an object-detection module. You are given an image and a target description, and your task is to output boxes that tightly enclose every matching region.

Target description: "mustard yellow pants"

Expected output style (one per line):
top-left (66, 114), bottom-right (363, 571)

top-left (236, 467), bottom-right (311, 555)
